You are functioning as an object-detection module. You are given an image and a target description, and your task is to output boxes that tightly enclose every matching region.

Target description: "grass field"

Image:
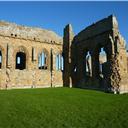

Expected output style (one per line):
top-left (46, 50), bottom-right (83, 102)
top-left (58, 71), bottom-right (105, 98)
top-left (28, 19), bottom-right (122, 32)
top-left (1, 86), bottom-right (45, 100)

top-left (0, 87), bottom-right (128, 128)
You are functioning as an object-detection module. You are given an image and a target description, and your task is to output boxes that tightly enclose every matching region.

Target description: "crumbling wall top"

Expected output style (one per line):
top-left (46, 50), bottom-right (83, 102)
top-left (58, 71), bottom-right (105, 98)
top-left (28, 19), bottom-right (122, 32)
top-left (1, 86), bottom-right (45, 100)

top-left (74, 15), bottom-right (119, 42)
top-left (0, 21), bottom-right (62, 44)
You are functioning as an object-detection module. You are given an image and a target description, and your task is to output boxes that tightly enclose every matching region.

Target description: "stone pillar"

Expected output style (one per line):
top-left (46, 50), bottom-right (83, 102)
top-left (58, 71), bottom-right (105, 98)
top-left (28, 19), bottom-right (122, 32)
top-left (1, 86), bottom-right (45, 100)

top-left (6, 44), bottom-right (12, 68)
top-left (52, 51), bottom-right (56, 71)
top-left (103, 35), bottom-right (121, 93)
top-left (6, 44), bottom-right (12, 89)
top-left (51, 50), bottom-right (56, 87)
top-left (76, 50), bottom-right (87, 86)
top-left (91, 49), bottom-right (100, 79)
top-left (63, 24), bottom-right (74, 87)
top-left (84, 52), bottom-right (87, 78)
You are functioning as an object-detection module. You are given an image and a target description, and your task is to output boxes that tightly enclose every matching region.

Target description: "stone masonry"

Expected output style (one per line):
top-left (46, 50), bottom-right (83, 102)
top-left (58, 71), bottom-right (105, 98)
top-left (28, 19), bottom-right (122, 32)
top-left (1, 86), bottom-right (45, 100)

top-left (0, 21), bottom-right (63, 89)
top-left (63, 15), bottom-right (128, 94)
top-left (0, 15), bottom-right (128, 93)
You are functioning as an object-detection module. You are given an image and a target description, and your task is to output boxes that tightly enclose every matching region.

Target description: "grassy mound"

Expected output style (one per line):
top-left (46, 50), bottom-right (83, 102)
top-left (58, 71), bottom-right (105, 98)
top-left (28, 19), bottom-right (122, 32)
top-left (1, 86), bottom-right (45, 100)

top-left (0, 87), bottom-right (128, 128)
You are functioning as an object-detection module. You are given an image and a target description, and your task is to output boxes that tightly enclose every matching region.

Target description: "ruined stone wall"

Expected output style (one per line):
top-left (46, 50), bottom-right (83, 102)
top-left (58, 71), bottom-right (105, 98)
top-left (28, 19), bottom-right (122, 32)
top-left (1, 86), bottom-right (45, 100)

top-left (0, 21), bottom-right (63, 89)
top-left (1, 15), bottom-right (128, 94)
top-left (115, 35), bottom-right (128, 93)
top-left (63, 15), bottom-right (128, 94)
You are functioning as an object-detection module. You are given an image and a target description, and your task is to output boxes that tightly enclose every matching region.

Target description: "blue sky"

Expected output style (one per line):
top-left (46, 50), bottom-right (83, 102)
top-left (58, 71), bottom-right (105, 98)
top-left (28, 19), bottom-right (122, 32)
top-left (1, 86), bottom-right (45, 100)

top-left (0, 1), bottom-right (128, 45)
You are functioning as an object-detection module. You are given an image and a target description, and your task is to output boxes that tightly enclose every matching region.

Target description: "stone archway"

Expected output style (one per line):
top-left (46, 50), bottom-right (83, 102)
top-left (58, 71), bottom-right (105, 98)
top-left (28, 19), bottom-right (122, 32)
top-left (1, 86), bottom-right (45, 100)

top-left (16, 52), bottom-right (26, 70)
top-left (13, 46), bottom-right (29, 70)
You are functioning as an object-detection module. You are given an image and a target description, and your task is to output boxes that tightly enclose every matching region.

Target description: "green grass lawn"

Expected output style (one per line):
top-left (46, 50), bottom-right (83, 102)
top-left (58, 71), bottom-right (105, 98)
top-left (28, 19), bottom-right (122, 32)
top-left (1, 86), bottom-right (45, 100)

top-left (0, 87), bottom-right (128, 128)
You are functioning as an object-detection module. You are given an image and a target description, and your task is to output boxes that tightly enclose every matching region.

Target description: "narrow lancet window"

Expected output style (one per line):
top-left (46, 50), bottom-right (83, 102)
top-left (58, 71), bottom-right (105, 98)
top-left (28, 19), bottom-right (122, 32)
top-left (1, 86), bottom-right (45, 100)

top-left (56, 54), bottom-right (63, 71)
top-left (38, 51), bottom-right (47, 70)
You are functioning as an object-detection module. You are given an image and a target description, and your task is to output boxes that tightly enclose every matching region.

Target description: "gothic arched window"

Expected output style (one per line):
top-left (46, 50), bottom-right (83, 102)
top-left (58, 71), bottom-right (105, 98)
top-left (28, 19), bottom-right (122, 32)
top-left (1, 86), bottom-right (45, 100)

top-left (38, 51), bottom-right (48, 70)
top-left (56, 54), bottom-right (63, 71)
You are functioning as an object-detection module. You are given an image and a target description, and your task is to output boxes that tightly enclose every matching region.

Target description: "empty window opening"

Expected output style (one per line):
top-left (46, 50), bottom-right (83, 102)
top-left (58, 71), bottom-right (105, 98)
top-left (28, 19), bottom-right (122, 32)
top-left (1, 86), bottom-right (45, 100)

top-left (99, 48), bottom-right (107, 78)
top-left (16, 52), bottom-right (26, 70)
top-left (74, 66), bottom-right (77, 72)
top-left (56, 54), bottom-right (64, 71)
top-left (86, 52), bottom-right (92, 77)
top-left (0, 50), bottom-right (2, 69)
top-left (38, 52), bottom-right (47, 69)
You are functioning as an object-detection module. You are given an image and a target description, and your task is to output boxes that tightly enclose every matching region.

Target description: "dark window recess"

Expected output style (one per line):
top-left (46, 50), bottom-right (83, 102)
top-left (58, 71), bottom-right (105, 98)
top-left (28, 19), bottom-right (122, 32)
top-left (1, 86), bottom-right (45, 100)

top-left (0, 51), bottom-right (2, 69)
top-left (16, 52), bottom-right (26, 70)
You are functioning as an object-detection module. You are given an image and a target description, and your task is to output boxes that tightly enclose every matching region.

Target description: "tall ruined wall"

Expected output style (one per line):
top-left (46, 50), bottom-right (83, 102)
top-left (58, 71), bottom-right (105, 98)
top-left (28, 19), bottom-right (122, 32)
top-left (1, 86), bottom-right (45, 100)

top-left (64, 15), bottom-right (128, 94)
top-left (0, 21), bottom-right (63, 89)
top-left (63, 24), bottom-right (74, 87)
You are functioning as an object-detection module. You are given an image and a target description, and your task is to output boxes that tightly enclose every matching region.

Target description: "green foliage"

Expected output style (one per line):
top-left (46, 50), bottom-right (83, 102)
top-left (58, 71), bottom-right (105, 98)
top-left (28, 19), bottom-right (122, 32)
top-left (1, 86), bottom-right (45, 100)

top-left (0, 88), bottom-right (127, 128)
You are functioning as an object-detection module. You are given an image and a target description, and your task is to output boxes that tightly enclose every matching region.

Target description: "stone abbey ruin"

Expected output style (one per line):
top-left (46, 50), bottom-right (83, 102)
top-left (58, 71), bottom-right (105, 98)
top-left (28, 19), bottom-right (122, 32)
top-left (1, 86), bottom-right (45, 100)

top-left (0, 15), bottom-right (128, 93)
